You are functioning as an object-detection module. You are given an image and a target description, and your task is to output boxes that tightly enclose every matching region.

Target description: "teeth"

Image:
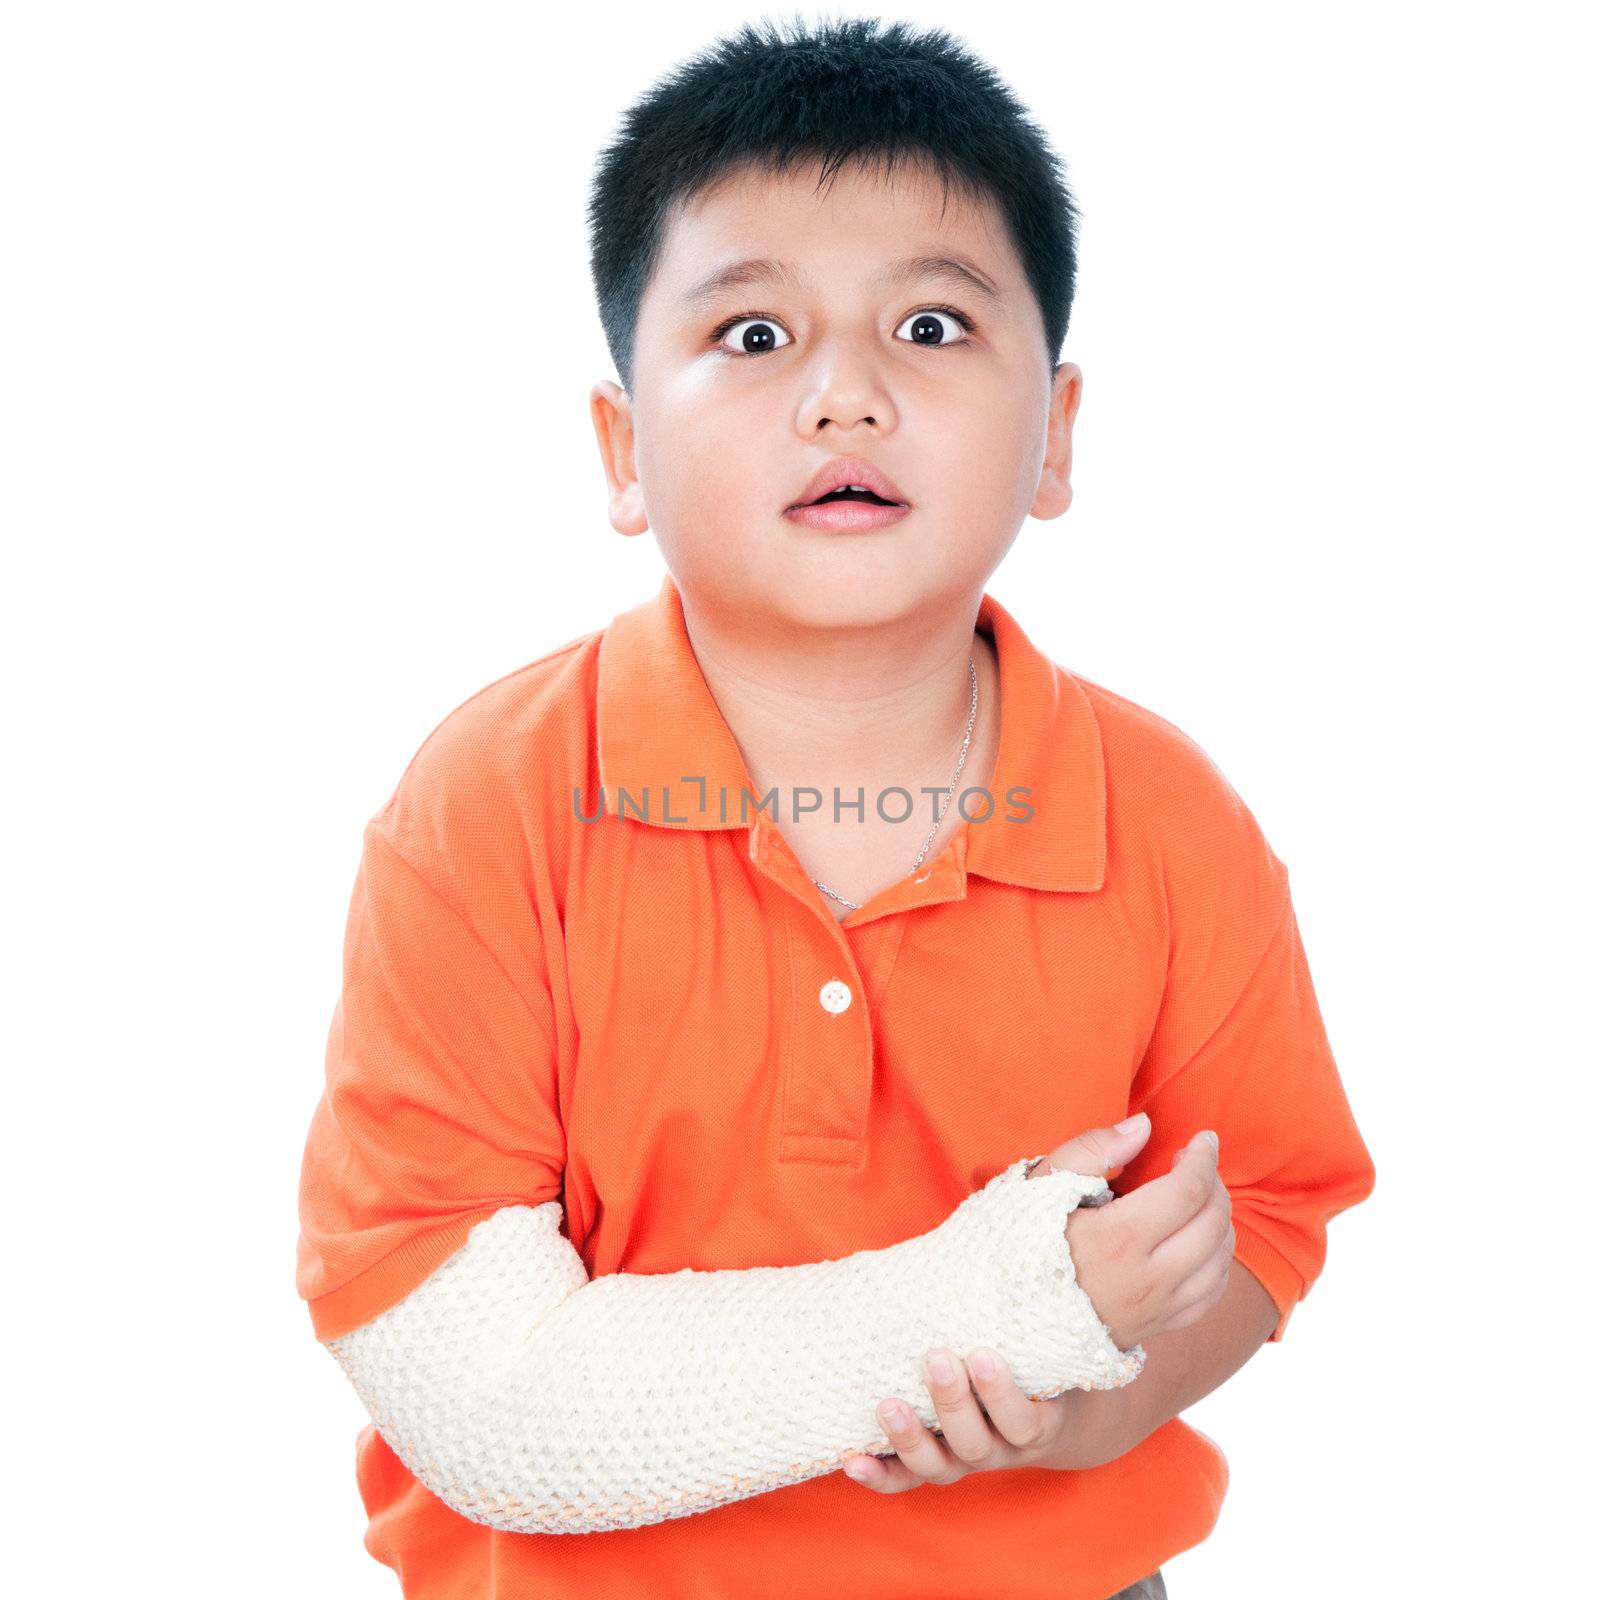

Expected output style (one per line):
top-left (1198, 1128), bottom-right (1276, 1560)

top-left (803, 481), bottom-right (900, 506)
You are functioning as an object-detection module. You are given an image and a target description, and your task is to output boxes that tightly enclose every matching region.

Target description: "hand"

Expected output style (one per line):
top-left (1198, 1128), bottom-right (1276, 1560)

top-left (1030, 1113), bottom-right (1235, 1351)
top-left (840, 1347), bottom-right (1128, 1492)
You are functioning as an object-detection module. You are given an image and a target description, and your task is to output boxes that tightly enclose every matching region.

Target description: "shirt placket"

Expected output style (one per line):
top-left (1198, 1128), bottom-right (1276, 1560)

top-left (746, 815), bottom-right (970, 1167)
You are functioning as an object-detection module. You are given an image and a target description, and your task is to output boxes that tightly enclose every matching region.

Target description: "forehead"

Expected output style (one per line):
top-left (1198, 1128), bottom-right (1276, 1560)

top-left (642, 156), bottom-right (1022, 319)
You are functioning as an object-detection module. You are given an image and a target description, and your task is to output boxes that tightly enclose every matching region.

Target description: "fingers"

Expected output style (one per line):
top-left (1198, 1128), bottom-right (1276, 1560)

top-left (842, 1346), bottom-right (1044, 1493)
top-left (962, 1348), bottom-right (1052, 1452)
top-left (1162, 1230), bottom-right (1237, 1328)
top-left (1037, 1111), bottom-right (1152, 1183)
top-left (859, 1395), bottom-right (961, 1489)
top-left (1148, 1164), bottom-right (1233, 1297)
top-left (842, 1448), bottom-right (921, 1493)
top-left (916, 1349), bottom-right (1000, 1468)
top-left (1101, 1129), bottom-right (1223, 1250)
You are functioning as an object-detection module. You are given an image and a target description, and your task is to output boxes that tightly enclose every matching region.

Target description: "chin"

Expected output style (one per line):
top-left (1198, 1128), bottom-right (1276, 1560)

top-left (768, 568), bottom-right (945, 633)
top-left (669, 522), bottom-right (961, 629)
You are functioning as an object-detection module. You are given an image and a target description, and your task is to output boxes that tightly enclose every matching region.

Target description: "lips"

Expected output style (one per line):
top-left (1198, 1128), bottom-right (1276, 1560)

top-left (788, 455), bottom-right (910, 510)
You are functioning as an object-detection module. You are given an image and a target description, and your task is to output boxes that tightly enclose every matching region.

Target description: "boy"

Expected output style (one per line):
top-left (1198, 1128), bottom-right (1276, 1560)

top-left (296, 17), bottom-right (1376, 1600)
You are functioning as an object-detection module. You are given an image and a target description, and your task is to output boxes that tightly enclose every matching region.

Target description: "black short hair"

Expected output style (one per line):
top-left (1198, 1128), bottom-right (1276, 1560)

top-left (586, 13), bottom-right (1081, 394)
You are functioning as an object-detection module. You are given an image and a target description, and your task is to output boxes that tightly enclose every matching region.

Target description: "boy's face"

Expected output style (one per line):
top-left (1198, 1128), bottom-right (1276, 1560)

top-left (591, 155), bottom-right (1081, 635)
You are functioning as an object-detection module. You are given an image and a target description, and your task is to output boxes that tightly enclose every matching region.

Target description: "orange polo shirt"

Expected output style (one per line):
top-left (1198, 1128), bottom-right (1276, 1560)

top-left (297, 571), bottom-right (1376, 1600)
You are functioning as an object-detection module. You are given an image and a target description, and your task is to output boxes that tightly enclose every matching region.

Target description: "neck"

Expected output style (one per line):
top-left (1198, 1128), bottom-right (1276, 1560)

top-left (677, 590), bottom-right (998, 804)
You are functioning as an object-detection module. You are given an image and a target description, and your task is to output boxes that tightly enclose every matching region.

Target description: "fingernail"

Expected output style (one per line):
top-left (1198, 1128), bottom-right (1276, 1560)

top-left (927, 1353), bottom-right (954, 1384)
top-left (881, 1402), bottom-right (908, 1430)
top-left (1115, 1112), bottom-right (1149, 1133)
top-left (844, 1460), bottom-right (869, 1483)
top-left (971, 1350), bottom-right (997, 1381)
top-left (1204, 1129), bottom-right (1219, 1152)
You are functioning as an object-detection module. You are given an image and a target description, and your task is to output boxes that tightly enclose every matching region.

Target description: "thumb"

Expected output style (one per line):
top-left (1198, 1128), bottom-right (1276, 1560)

top-left (1028, 1111), bottom-right (1151, 1181)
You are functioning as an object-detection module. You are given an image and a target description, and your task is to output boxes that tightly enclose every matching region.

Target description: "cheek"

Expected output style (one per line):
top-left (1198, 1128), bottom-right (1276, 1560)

top-left (931, 409), bottom-right (1042, 552)
top-left (670, 441), bottom-right (785, 533)
top-left (647, 380), bottom-right (787, 509)
top-left (637, 421), bottom-right (791, 590)
top-left (637, 401), bottom-right (753, 520)
top-left (933, 376), bottom-right (1041, 485)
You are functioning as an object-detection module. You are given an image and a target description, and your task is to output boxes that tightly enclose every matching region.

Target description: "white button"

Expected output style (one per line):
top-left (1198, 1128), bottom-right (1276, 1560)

top-left (818, 979), bottom-right (853, 1014)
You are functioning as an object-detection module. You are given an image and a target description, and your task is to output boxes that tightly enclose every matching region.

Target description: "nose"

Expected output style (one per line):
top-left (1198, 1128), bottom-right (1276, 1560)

top-left (796, 334), bottom-right (899, 436)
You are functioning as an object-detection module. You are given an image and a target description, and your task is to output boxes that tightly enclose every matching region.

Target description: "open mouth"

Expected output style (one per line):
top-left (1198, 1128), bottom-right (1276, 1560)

top-left (803, 487), bottom-right (901, 507)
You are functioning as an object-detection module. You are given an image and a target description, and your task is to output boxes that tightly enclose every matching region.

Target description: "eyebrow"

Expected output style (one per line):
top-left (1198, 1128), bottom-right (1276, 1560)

top-left (678, 253), bottom-right (1005, 316)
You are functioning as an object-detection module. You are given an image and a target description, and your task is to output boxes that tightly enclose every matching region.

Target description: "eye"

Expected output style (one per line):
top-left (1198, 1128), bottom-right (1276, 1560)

top-left (712, 315), bottom-right (794, 357)
top-left (894, 305), bottom-right (974, 348)
top-left (709, 303), bottom-right (977, 358)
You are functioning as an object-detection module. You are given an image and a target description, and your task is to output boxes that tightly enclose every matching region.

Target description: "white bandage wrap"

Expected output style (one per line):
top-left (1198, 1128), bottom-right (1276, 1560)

top-left (323, 1156), bottom-right (1145, 1534)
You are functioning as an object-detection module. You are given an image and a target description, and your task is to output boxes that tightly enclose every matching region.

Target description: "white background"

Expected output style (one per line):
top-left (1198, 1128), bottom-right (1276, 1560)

top-left (6, 2), bottom-right (1593, 1594)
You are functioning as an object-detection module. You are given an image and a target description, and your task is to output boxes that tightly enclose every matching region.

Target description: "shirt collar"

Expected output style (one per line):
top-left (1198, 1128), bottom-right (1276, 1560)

top-left (595, 572), bottom-right (1105, 893)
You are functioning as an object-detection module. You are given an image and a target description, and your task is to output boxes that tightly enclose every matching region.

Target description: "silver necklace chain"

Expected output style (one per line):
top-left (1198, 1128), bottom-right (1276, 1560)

top-left (812, 658), bottom-right (978, 912)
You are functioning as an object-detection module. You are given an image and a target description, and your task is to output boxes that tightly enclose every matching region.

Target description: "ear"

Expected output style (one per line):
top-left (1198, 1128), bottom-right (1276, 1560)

top-left (1030, 363), bottom-right (1083, 521)
top-left (590, 380), bottom-right (649, 537)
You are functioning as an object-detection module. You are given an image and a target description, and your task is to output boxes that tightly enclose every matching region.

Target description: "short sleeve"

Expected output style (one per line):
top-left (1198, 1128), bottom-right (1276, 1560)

top-left (1118, 787), bottom-right (1377, 1343)
top-left (295, 812), bottom-right (566, 1343)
